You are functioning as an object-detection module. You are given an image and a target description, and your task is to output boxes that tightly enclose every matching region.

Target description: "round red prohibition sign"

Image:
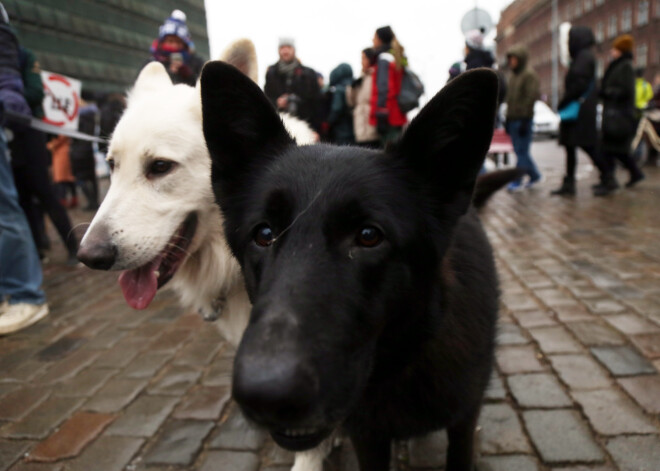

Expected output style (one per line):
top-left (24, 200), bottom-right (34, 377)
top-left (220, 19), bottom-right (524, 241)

top-left (43, 73), bottom-right (80, 126)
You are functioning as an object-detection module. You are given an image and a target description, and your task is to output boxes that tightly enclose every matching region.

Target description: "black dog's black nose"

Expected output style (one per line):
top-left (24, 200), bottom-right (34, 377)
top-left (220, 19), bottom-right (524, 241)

top-left (77, 237), bottom-right (117, 270)
top-left (233, 349), bottom-right (319, 426)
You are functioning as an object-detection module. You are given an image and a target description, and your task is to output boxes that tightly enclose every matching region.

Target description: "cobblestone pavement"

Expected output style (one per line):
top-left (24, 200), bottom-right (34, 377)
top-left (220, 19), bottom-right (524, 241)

top-left (1, 140), bottom-right (659, 471)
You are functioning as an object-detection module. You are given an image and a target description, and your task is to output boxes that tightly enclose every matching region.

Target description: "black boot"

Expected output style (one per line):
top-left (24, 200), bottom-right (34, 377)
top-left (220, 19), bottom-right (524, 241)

top-left (551, 176), bottom-right (576, 196)
top-left (593, 175), bottom-right (619, 196)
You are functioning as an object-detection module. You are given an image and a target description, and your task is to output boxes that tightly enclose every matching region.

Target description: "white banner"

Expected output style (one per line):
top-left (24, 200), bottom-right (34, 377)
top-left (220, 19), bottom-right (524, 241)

top-left (40, 70), bottom-right (81, 131)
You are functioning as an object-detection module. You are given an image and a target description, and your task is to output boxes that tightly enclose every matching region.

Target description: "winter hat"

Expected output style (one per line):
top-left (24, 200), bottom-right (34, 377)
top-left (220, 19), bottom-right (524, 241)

top-left (376, 26), bottom-right (395, 45)
top-left (612, 34), bottom-right (634, 54)
top-left (158, 9), bottom-right (191, 48)
top-left (465, 29), bottom-right (485, 50)
top-left (279, 37), bottom-right (295, 48)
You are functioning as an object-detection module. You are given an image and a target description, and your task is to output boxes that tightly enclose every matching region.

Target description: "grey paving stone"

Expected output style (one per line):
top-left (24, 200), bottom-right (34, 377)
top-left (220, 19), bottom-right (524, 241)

top-left (572, 389), bottom-right (657, 435)
top-left (0, 439), bottom-right (33, 471)
top-left (198, 450), bottom-right (259, 471)
top-left (62, 435), bottom-right (144, 471)
top-left (262, 442), bottom-right (295, 465)
top-left (408, 430), bottom-right (447, 468)
top-left (120, 351), bottom-right (171, 379)
top-left (617, 375), bottom-right (660, 414)
top-left (143, 419), bottom-right (214, 466)
top-left (105, 395), bottom-right (179, 437)
top-left (565, 321), bottom-right (625, 345)
top-left (508, 373), bottom-right (572, 408)
top-left (606, 435), bottom-right (660, 471)
top-left (585, 299), bottom-right (626, 314)
top-left (53, 368), bottom-right (117, 397)
top-left (528, 326), bottom-right (582, 354)
top-left (478, 404), bottom-right (531, 454)
top-left (497, 323), bottom-right (529, 345)
top-left (82, 377), bottom-right (148, 413)
top-left (511, 310), bottom-right (558, 328)
top-left (208, 406), bottom-right (267, 450)
top-left (1, 396), bottom-right (84, 440)
top-left (496, 346), bottom-right (545, 375)
top-left (522, 410), bottom-right (604, 464)
top-left (484, 373), bottom-right (507, 401)
top-left (549, 354), bottom-right (612, 390)
top-left (477, 455), bottom-right (539, 471)
top-left (590, 345), bottom-right (655, 376)
top-left (146, 364), bottom-right (202, 396)
top-left (605, 313), bottom-right (660, 335)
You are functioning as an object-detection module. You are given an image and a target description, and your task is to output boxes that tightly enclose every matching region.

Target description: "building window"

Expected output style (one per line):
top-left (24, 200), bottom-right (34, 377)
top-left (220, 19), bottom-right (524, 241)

top-left (597, 58), bottom-right (604, 78)
top-left (595, 21), bottom-right (604, 42)
top-left (655, 40), bottom-right (660, 64)
top-left (595, 0), bottom-right (605, 5)
top-left (622, 8), bottom-right (632, 31)
top-left (585, 0), bottom-right (593, 12)
top-left (575, 0), bottom-right (583, 16)
top-left (608, 14), bottom-right (618, 37)
top-left (638, 0), bottom-right (650, 25)
top-left (655, 0), bottom-right (660, 18)
top-left (636, 43), bottom-right (648, 67)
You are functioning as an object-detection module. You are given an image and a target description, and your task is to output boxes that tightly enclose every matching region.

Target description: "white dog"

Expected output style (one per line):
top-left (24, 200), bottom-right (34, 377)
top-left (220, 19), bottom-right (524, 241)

top-left (78, 40), bottom-right (329, 471)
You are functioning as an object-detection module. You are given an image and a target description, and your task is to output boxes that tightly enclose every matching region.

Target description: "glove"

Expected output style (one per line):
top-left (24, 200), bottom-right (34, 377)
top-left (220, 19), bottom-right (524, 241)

top-left (518, 119), bottom-right (531, 138)
top-left (376, 114), bottom-right (389, 136)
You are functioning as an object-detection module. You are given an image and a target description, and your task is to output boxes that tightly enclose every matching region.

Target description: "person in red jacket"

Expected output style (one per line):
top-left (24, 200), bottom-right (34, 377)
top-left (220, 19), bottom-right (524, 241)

top-left (370, 26), bottom-right (408, 147)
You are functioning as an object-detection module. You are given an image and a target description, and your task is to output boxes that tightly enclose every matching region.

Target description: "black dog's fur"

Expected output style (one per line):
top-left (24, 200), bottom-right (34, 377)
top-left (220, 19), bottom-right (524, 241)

top-left (201, 63), bottom-right (501, 471)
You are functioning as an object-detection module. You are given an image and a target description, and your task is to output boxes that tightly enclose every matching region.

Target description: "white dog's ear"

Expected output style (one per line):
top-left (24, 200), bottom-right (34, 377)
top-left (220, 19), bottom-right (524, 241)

top-left (132, 62), bottom-right (173, 98)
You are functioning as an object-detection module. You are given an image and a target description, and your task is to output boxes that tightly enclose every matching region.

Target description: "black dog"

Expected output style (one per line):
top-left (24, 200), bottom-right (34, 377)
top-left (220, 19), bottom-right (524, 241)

top-left (201, 62), bottom-right (500, 471)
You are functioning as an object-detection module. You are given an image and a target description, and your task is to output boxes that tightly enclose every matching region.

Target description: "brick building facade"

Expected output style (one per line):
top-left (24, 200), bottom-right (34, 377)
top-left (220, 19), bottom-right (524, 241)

top-left (496, 0), bottom-right (659, 106)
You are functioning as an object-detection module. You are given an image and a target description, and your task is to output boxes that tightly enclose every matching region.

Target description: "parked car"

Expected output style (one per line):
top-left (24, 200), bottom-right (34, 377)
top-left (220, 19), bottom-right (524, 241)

top-left (498, 100), bottom-right (560, 139)
top-left (532, 100), bottom-right (560, 138)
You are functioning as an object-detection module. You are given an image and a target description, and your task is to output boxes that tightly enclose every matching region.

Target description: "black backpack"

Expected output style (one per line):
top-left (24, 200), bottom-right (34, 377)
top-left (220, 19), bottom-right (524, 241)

top-left (398, 67), bottom-right (424, 113)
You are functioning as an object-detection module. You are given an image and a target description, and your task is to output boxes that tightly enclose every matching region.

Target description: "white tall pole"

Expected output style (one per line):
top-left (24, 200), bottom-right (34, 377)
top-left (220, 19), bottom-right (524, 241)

top-left (551, 0), bottom-right (559, 110)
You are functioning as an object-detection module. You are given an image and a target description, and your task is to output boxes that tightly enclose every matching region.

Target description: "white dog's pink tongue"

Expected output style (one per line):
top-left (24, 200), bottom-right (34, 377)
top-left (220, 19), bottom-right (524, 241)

top-left (118, 264), bottom-right (158, 310)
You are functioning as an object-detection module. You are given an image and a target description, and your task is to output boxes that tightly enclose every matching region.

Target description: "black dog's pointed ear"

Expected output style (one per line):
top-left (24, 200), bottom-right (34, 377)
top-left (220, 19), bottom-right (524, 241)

top-left (394, 68), bottom-right (498, 217)
top-left (201, 61), bottom-right (294, 205)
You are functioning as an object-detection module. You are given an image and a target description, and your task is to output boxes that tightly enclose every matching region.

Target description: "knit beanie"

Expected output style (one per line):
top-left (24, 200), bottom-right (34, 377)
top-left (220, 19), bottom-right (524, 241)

top-left (278, 37), bottom-right (295, 48)
top-left (612, 34), bottom-right (634, 54)
top-left (465, 29), bottom-right (485, 50)
top-left (158, 9), bottom-right (191, 48)
top-left (376, 26), bottom-right (395, 45)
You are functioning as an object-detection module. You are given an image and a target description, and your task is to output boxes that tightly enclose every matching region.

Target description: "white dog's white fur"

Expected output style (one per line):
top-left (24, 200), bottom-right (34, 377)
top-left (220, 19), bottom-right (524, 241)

top-left (80, 40), bottom-right (329, 471)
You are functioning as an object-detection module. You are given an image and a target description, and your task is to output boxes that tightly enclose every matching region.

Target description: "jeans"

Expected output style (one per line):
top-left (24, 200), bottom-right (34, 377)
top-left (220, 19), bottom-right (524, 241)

top-left (509, 119), bottom-right (541, 183)
top-left (0, 129), bottom-right (46, 305)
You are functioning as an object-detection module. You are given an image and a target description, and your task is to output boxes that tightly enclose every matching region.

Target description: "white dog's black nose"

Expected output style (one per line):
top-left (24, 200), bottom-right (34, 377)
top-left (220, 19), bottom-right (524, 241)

top-left (77, 226), bottom-right (117, 270)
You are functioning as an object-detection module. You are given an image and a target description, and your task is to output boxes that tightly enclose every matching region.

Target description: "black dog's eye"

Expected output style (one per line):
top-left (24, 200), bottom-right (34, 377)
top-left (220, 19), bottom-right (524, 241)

top-left (254, 224), bottom-right (275, 247)
top-left (147, 159), bottom-right (176, 178)
top-left (356, 226), bottom-right (384, 248)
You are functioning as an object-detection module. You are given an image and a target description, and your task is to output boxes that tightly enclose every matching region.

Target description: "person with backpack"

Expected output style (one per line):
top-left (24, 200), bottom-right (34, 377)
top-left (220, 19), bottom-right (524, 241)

top-left (347, 48), bottom-right (380, 148)
top-left (326, 63), bottom-right (355, 145)
top-left (370, 26), bottom-right (407, 147)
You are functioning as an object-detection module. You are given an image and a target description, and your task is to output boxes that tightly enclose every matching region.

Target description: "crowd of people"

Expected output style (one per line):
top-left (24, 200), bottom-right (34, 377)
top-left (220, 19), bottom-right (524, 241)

top-left (2, 2), bottom-right (659, 336)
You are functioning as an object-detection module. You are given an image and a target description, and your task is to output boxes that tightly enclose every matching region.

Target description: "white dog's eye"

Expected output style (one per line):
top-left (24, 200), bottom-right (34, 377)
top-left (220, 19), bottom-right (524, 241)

top-left (147, 159), bottom-right (176, 178)
top-left (107, 158), bottom-right (115, 172)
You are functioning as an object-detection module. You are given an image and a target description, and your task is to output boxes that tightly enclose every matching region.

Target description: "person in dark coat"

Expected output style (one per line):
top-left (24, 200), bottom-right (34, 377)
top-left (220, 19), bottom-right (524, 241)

top-left (264, 37), bottom-right (322, 133)
top-left (70, 98), bottom-right (100, 210)
top-left (594, 34), bottom-right (645, 196)
top-left (326, 63), bottom-right (355, 145)
top-left (552, 26), bottom-right (605, 196)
